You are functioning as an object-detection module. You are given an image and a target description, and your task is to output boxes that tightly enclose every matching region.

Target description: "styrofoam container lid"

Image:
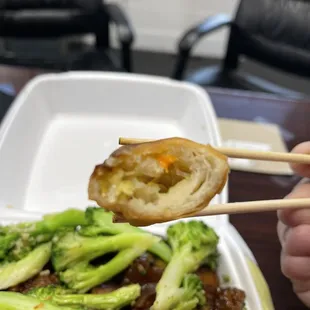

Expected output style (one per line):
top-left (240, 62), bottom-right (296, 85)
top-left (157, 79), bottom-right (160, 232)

top-left (0, 72), bottom-right (274, 309)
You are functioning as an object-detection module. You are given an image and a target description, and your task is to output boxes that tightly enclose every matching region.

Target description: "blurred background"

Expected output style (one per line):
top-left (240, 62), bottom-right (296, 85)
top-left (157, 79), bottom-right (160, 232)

top-left (0, 0), bottom-right (309, 97)
top-left (108, 0), bottom-right (310, 96)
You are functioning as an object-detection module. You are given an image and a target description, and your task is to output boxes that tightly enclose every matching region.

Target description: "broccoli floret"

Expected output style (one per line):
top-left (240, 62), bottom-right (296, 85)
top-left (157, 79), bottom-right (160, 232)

top-left (173, 274), bottom-right (206, 310)
top-left (78, 207), bottom-right (172, 263)
top-left (52, 231), bottom-right (160, 272)
top-left (0, 209), bottom-right (87, 261)
top-left (0, 233), bottom-right (19, 260)
top-left (0, 242), bottom-right (51, 290)
top-left (27, 284), bottom-right (141, 310)
top-left (151, 221), bottom-right (219, 310)
top-left (27, 285), bottom-right (73, 299)
top-left (203, 250), bottom-right (220, 271)
top-left (60, 234), bottom-right (160, 293)
top-left (0, 291), bottom-right (78, 310)
top-left (79, 207), bottom-right (137, 236)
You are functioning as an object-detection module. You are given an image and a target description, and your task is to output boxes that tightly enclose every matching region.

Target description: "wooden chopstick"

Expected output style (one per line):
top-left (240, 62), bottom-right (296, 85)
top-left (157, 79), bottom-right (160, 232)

top-left (119, 137), bottom-right (310, 165)
top-left (190, 198), bottom-right (310, 217)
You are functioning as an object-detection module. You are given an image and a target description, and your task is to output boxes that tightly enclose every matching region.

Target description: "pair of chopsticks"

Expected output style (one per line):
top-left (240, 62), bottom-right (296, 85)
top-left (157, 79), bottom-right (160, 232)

top-left (118, 137), bottom-right (310, 216)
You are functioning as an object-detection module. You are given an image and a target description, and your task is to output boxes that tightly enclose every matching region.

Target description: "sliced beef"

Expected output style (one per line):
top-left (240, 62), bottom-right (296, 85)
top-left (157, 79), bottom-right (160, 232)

top-left (91, 283), bottom-right (120, 294)
top-left (132, 283), bottom-right (156, 310)
top-left (8, 270), bottom-right (59, 294)
top-left (123, 253), bottom-right (166, 285)
top-left (205, 287), bottom-right (246, 310)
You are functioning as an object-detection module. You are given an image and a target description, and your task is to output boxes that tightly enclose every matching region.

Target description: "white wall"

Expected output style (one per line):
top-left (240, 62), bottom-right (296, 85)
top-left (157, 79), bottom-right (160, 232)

top-left (110, 0), bottom-right (238, 58)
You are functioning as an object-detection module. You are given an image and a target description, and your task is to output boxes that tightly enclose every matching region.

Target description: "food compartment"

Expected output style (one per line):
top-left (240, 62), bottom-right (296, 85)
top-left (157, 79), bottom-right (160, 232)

top-left (0, 72), bottom-right (227, 224)
top-left (0, 210), bottom-right (262, 309)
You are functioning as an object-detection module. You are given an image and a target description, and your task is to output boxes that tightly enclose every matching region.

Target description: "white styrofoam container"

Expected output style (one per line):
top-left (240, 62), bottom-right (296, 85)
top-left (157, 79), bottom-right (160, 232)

top-left (0, 72), bottom-right (274, 310)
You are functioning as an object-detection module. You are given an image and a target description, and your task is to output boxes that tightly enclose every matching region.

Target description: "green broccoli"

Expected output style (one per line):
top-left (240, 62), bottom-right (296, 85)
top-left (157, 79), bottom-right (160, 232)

top-left (78, 207), bottom-right (172, 263)
top-left (60, 234), bottom-right (160, 293)
top-left (0, 233), bottom-right (19, 260)
top-left (203, 250), bottom-right (220, 271)
top-left (0, 291), bottom-right (77, 310)
top-left (27, 285), bottom-right (73, 299)
top-left (151, 221), bottom-right (219, 310)
top-left (27, 284), bottom-right (141, 310)
top-left (0, 209), bottom-right (87, 235)
top-left (52, 231), bottom-right (160, 272)
top-left (173, 274), bottom-right (206, 310)
top-left (0, 242), bottom-right (51, 290)
top-left (0, 209), bottom-right (87, 261)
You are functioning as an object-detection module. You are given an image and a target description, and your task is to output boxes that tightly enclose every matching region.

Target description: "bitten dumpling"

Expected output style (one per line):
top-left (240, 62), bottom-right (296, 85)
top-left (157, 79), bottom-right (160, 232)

top-left (88, 137), bottom-right (229, 226)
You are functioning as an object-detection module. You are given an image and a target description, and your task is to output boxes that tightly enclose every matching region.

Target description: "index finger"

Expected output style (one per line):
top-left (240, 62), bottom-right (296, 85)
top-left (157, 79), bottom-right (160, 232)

top-left (290, 142), bottom-right (310, 178)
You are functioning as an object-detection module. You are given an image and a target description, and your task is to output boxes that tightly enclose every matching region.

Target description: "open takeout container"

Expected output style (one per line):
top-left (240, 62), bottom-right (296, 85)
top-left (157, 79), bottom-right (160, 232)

top-left (0, 72), bottom-right (274, 309)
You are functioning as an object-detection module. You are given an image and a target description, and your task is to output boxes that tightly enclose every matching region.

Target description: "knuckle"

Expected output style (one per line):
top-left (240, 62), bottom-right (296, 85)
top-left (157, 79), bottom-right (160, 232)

top-left (281, 254), bottom-right (310, 280)
top-left (284, 225), bottom-right (310, 256)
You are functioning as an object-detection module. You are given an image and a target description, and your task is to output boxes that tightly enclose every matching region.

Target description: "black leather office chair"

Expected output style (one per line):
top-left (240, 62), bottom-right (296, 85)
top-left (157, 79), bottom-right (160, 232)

top-left (0, 0), bottom-right (134, 72)
top-left (172, 0), bottom-right (310, 98)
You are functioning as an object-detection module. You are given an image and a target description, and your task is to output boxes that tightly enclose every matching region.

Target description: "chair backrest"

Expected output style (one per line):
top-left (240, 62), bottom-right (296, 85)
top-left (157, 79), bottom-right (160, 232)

top-left (0, 0), bottom-right (99, 10)
top-left (0, 0), bottom-right (107, 38)
top-left (225, 0), bottom-right (310, 77)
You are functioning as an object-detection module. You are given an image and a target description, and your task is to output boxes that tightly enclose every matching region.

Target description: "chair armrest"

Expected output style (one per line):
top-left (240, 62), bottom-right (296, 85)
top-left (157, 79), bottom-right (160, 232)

top-left (172, 14), bottom-right (231, 80)
top-left (106, 3), bottom-right (134, 45)
top-left (106, 3), bottom-right (134, 72)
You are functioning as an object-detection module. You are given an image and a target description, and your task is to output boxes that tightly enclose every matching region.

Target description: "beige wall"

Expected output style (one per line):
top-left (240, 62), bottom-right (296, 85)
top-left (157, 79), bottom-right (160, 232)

top-left (109, 0), bottom-right (238, 57)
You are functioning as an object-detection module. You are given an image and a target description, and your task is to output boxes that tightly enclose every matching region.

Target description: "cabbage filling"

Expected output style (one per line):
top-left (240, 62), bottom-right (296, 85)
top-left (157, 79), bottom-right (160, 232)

top-left (99, 154), bottom-right (191, 204)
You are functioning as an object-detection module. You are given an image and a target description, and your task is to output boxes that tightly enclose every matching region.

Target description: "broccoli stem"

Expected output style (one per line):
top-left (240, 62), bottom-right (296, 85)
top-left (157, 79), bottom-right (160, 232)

top-left (152, 254), bottom-right (189, 310)
top-left (88, 223), bottom-right (172, 263)
top-left (36, 209), bottom-right (87, 233)
top-left (52, 232), bottom-right (161, 272)
top-left (148, 241), bottom-right (171, 263)
top-left (0, 209), bottom-right (86, 236)
top-left (152, 221), bottom-right (219, 310)
top-left (27, 209), bottom-right (87, 235)
top-left (157, 255), bottom-right (188, 291)
top-left (52, 284), bottom-right (141, 309)
top-left (0, 292), bottom-right (76, 310)
top-left (61, 235), bottom-right (159, 293)
top-left (0, 242), bottom-right (51, 290)
top-left (80, 207), bottom-right (172, 263)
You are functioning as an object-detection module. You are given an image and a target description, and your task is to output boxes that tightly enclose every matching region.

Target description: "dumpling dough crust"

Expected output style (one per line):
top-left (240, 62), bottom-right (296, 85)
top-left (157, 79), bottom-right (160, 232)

top-left (88, 137), bottom-right (229, 226)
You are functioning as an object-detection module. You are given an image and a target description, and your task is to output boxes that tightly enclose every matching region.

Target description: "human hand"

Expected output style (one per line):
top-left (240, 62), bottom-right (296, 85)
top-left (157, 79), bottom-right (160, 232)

top-left (277, 141), bottom-right (310, 307)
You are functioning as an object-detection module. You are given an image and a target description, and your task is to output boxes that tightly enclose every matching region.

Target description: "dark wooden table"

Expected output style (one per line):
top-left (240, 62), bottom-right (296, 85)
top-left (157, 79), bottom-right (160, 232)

top-left (0, 66), bottom-right (309, 309)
